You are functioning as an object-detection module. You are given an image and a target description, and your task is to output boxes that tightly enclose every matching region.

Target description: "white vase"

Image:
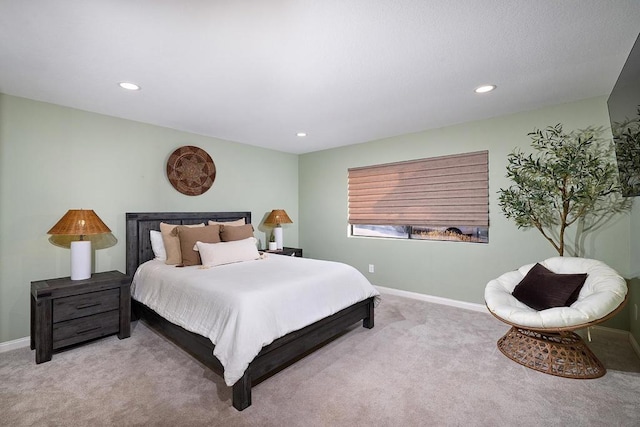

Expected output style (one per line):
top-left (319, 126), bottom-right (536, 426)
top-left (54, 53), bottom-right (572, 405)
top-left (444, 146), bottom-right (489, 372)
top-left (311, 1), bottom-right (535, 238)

top-left (268, 242), bottom-right (278, 251)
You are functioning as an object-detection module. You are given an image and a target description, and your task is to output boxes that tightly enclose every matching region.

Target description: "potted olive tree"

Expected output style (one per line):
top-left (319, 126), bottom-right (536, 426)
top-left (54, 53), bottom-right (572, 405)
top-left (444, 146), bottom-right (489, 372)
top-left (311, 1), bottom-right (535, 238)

top-left (498, 124), bottom-right (631, 256)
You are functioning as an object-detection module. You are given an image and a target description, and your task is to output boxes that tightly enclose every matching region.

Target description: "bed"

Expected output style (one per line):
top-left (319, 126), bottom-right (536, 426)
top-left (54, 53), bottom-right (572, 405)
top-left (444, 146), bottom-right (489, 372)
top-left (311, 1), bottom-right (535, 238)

top-left (125, 211), bottom-right (378, 410)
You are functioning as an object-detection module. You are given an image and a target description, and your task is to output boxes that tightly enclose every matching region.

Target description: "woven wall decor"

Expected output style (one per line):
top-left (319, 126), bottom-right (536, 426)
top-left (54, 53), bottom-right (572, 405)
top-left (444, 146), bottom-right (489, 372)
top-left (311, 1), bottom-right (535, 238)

top-left (166, 145), bottom-right (216, 196)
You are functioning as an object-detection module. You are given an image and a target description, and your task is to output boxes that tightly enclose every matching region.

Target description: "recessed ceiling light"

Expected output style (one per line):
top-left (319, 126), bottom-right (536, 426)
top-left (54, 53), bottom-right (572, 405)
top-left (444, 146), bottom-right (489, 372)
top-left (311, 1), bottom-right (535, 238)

top-left (475, 85), bottom-right (496, 94)
top-left (296, 132), bottom-right (307, 137)
top-left (119, 82), bottom-right (140, 91)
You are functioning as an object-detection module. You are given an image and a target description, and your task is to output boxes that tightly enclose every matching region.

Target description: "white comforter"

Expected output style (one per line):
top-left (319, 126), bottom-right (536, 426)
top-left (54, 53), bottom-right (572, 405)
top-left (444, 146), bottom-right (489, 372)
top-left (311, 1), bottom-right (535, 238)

top-left (131, 254), bottom-right (380, 386)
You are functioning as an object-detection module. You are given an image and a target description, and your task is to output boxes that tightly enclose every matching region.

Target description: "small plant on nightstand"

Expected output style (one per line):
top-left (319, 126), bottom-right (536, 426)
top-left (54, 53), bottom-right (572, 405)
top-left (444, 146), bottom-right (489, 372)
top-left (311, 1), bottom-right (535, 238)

top-left (268, 231), bottom-right (277, 251)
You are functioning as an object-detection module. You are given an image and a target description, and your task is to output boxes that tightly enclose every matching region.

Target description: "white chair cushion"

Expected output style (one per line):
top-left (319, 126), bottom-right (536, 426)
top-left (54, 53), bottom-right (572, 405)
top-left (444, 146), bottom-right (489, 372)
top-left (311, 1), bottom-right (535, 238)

top-left (485, 257), bottom-right (627, 329)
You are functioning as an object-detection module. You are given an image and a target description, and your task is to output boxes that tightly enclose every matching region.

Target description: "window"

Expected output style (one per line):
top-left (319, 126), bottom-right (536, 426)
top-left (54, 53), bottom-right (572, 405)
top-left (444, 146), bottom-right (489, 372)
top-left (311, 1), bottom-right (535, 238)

top-left (348, 151), bottom-right (489, 243)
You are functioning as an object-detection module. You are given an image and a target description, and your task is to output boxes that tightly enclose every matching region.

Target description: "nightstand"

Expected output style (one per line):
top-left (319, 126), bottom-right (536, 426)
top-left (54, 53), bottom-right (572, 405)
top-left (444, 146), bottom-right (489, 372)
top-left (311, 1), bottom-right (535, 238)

top-left (30, 270), bottom-right (131, 364)
top-left (262, 247), bottom-right (303, 257)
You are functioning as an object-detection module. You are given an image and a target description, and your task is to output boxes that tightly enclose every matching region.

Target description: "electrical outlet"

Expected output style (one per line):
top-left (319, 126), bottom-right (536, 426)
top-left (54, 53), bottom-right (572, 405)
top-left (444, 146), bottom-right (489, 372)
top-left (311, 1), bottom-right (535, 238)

top-left (368, 264), bottom-right (375, 273)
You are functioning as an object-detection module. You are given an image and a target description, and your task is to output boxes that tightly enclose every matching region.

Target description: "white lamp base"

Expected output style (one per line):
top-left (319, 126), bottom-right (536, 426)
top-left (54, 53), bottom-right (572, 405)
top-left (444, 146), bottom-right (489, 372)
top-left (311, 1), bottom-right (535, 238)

top-left (274, 226), bottom-right (283, 250)
top-left (70, 240), bottom-right (91, 280)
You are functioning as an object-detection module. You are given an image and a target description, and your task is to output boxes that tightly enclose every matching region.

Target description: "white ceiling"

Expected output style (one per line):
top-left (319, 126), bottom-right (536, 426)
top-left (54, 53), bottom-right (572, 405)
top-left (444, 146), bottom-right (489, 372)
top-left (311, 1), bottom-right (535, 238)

top-left (1, 1), bottom-right (639, 154)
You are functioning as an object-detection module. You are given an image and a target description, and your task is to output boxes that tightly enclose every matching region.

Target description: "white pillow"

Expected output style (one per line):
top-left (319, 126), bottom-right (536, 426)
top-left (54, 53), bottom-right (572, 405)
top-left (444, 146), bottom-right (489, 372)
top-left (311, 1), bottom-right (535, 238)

top-left (196, 237), bottom-right (260, 267)
top-left (150, 230), bottom-right (166, 261)
top-left (208, 218), bottom-right (245, 226)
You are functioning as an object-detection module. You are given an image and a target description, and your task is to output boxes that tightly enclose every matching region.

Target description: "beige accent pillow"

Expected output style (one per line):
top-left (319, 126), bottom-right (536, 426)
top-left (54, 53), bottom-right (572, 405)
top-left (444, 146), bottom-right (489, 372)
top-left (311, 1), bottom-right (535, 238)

top-left (208, 218), bottom-right (245, 226)
top-left (220, 224), bottom-right (255, 242)
top-left (159, 222), bottom-right (204, 265)
top-left (176, 224), bottom-right (221, 266)
top-left (196, 237), bottom-right (260, 267)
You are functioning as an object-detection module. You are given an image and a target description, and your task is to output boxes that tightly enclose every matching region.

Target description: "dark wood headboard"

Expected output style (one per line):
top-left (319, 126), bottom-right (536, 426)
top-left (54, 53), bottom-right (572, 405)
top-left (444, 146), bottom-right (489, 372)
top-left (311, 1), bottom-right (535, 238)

top-left (125, 211), bottom-right (252, 276)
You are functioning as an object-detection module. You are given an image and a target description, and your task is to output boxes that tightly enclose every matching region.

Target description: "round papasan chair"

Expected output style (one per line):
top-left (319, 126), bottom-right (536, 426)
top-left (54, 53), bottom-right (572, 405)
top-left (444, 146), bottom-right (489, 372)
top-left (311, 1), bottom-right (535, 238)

top-left (485, 256), bottom-right (628, 379)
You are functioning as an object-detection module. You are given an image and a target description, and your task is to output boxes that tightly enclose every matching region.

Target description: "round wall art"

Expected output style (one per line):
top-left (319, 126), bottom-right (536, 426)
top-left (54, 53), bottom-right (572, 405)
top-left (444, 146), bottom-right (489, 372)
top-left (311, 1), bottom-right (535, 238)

top-left (166, 145), bottom-right (216, 196)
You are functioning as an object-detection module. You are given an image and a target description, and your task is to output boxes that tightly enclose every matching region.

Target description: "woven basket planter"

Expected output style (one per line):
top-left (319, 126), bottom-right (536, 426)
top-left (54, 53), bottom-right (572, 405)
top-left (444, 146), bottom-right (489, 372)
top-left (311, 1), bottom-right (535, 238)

top-left (497, 326), bottom-right (605, 379)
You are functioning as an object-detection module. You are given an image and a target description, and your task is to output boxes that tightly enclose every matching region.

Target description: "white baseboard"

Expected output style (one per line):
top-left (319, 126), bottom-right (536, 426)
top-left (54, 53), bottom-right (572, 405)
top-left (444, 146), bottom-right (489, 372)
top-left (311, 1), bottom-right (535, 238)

top-left (590, 325), bottom-right (630, 337)
top-left (0, 336), bottom-right (30, 353)
top-left (375, 285), bottom-right (488, 313)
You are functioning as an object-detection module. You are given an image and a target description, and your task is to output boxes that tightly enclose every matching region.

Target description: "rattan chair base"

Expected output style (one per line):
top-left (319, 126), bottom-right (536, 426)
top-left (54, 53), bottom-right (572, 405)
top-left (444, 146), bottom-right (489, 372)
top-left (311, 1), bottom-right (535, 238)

top-left (497, 326), bottom-right (605, 379)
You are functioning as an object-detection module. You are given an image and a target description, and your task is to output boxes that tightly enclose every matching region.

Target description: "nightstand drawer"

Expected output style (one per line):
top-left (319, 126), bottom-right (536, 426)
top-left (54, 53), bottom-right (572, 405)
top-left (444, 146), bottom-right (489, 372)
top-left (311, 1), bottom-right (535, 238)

top-left (53, 310), bottom-right (120, 349)
top-left (53, 288), bottom-right (120, 323)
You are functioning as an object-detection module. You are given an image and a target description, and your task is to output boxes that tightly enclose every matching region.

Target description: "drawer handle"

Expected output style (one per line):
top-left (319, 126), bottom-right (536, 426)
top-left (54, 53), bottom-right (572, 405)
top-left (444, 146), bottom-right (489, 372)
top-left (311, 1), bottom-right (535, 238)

top-left (76, 303), bottom-right (101, 310)
top-left (76, 326), bottom-right (101, 335)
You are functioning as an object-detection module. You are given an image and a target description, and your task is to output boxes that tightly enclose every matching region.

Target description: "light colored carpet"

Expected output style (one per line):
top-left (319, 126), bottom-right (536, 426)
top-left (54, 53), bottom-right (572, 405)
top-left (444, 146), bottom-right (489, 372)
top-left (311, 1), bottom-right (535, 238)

top-left (1, 294), bottom-right (639, 426)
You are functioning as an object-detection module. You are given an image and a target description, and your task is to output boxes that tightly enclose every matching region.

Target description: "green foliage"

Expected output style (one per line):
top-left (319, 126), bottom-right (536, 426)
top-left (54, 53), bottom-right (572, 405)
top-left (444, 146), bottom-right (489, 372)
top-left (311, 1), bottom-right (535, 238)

top-left (612, 106), bottom-right (640, 196)
top-left (498, 124), bottom-right (630, 256)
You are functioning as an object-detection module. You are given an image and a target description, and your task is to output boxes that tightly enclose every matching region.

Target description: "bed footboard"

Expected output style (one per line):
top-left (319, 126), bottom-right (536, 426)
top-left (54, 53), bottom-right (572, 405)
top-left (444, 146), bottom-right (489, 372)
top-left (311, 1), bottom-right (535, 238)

top-left (231, 297), bottom-right (375, 410)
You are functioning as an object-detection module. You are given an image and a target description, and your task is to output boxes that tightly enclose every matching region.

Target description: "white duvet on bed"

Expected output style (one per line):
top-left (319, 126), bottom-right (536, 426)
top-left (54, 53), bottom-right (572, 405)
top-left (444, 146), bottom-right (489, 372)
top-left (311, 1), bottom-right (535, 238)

top-left (131, 254), bottom-right (380, 386)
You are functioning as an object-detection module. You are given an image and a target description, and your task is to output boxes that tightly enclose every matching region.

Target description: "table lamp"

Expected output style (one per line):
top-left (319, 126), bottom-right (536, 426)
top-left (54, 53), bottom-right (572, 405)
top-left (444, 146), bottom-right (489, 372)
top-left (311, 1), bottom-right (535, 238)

top-left (264, 209), bottom-right (293, 250)
top-left (47, 209), bottom-right (112, 280)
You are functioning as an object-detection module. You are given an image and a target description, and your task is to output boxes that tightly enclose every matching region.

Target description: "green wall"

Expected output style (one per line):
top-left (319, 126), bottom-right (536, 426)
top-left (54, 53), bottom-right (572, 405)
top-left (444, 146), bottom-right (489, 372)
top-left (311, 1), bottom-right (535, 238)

top-left (0, 94), bottom-right (299, 344)
top-left (299, 96), bottom-right (636, 333)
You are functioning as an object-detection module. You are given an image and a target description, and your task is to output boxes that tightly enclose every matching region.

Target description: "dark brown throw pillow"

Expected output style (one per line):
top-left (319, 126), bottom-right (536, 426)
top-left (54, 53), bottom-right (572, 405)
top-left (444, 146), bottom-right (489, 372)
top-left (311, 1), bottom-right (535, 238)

top-left (512, 263), bottom-right (587, 311)
top-left (175, 224), bottom-right (221, 266)
top-left (220, 224), bottom-right (254, 242)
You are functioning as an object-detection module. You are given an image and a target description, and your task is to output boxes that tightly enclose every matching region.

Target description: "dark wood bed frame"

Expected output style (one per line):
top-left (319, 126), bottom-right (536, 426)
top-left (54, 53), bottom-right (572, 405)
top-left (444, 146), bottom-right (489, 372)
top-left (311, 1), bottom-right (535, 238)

top-left (125, 212), bottom-right (375, 411)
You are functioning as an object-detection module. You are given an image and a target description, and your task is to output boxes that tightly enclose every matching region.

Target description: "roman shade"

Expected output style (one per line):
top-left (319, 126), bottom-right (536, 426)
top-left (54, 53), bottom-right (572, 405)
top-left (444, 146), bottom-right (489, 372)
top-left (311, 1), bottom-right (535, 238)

top-left (348, 151), bottom-right (489, 227)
